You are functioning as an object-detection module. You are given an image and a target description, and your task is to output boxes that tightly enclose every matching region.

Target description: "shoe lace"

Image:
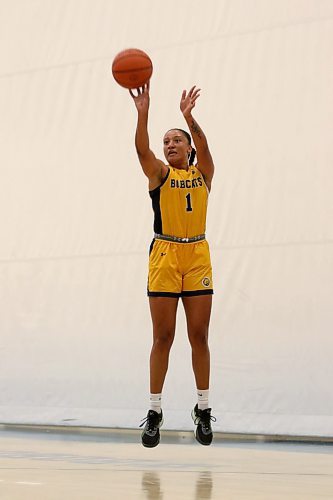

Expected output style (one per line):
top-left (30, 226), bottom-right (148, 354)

top-left (139, 411), bottom-right (159, 431)
top-left (195, 409), bottom-right (217, 431)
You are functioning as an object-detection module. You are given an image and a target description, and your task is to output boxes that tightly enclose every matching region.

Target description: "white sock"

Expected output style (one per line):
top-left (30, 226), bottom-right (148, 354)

top-left (197, 389), bottom-right (209, 410)
top-left (150, 393), bottom-right (162, 413)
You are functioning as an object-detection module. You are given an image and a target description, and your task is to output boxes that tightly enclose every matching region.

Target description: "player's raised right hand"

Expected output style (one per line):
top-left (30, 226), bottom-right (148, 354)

top-left (130, 82), bottom-right (150, 113)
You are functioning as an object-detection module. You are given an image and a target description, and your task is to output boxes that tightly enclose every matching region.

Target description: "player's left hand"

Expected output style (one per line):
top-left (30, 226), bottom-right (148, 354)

top-left (180, 86), bottom-right (201, 117)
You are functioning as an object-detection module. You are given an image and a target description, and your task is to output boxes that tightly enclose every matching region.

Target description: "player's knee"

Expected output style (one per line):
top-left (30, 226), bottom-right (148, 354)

top-left (153, 330), bottom-right (174, 350)
top-left (188, 328), bottom-right (209, 349)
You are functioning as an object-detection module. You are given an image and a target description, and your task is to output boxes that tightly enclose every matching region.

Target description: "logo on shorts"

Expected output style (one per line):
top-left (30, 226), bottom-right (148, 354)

top-left (160, 252), bottom-right (167, 256)
top-left (202, 277), bottom-right (210, 287)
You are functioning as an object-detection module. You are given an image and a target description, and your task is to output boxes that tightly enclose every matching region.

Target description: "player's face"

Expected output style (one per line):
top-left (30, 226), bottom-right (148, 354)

top-left (163, 130), bottom-right (191, 167)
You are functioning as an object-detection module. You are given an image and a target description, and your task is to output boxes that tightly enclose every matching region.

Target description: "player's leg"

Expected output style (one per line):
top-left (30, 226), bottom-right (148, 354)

top-left (140, 296), bottom-right (179, 448)
top-left (149, 296), bottom-right (179, 393)
top-left (182, 294), bottom-right (216, 445)
top-left (182, 294), bottom-right (212, 391)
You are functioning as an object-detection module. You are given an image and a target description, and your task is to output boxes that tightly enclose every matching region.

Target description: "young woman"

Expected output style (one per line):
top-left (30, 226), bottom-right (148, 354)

top-left (130, 83), bottom-right (215, 447)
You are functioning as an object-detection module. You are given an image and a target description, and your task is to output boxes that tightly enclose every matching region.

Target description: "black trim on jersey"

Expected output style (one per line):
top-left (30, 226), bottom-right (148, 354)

top-left (149, 168), bottom-right (170, 235)
top-left (148, 291), bottom-right (181, 298)
top-left (181, 289), bottom-right (214, 297)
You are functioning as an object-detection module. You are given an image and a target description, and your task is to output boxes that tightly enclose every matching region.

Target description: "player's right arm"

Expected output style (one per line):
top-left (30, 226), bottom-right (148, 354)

top-left (130, 84), bottom-right (168, 189)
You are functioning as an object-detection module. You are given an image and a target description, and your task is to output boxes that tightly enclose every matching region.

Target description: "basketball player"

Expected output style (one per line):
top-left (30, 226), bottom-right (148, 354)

top-left (130, 83), bottom-right (216, 447)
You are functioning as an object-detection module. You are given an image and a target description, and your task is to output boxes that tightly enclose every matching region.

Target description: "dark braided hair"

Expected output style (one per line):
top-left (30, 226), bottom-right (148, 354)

top-left (171, 128), bottom-right (197, 165)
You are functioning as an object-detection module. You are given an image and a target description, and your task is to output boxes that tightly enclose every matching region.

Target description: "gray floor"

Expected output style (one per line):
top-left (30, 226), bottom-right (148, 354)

top-left (0, 425), bottom-right (333, 499)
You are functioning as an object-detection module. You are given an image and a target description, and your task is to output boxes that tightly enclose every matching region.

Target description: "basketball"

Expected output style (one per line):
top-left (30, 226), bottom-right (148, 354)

top-left (112, 48), bottom-right (153, 89)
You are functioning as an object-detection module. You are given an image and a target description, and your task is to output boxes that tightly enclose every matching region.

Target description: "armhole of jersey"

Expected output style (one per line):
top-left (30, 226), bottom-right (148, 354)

top-left (149, 167), bottom-right (170, 195)
top-left (193, 164), bottom-right (210, 194)
top-left (203, 176), bottom-right (210, 195)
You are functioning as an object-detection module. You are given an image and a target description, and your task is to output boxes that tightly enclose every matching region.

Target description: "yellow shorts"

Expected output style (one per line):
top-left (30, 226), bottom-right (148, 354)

top-left (147, 239), bottom-right (213, 297)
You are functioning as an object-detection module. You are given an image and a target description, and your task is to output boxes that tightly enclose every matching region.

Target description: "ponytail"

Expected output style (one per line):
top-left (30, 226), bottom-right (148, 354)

top-left (188, 147), bottom-right (196, 165)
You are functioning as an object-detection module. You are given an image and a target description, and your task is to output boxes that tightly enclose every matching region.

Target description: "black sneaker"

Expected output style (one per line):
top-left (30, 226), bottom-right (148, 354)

top-left (140, 410), bottom-right (163, 448)
top-left (191, 404), bottom-right (216, 446)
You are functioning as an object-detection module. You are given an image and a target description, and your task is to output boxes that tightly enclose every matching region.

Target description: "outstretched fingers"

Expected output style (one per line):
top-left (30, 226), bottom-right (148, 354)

top-left (191, 86), bottom-right (201, 101)
top-left (182, 86), bottom-right (201, 103)
top-left (129, 84), bottom-right (149, 98)
top-left (189, 85), bottom-right (201, 96)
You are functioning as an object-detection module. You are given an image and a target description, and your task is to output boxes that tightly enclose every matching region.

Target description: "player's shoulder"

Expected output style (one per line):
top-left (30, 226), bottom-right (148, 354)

top-left (149, 163), bottom-right (170, 191)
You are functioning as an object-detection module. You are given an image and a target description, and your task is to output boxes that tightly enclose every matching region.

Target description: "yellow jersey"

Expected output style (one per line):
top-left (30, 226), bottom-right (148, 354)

top-left (149, 165), bottom-right (209, 239)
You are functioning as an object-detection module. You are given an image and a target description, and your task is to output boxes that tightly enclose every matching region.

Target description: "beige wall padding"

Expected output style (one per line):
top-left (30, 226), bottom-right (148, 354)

top-left (1, 0), bottom-right (333, 435)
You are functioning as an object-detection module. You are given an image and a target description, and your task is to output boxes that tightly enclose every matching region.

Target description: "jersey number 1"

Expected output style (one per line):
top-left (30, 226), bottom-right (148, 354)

top-left (185, 193), bottom-right (193, 212)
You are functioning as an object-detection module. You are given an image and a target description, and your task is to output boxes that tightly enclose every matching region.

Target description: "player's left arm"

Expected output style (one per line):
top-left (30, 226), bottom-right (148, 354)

top-left (181, 86), bottom-right (215, 190)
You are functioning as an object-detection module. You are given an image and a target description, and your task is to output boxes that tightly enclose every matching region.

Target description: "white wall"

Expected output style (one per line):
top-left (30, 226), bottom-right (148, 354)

top-left (0, 0), bottom-right (332, 436)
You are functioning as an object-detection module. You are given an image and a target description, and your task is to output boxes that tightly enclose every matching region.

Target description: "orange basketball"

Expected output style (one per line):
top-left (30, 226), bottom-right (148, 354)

top-left (112, 48), bottom-right (153, 89)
